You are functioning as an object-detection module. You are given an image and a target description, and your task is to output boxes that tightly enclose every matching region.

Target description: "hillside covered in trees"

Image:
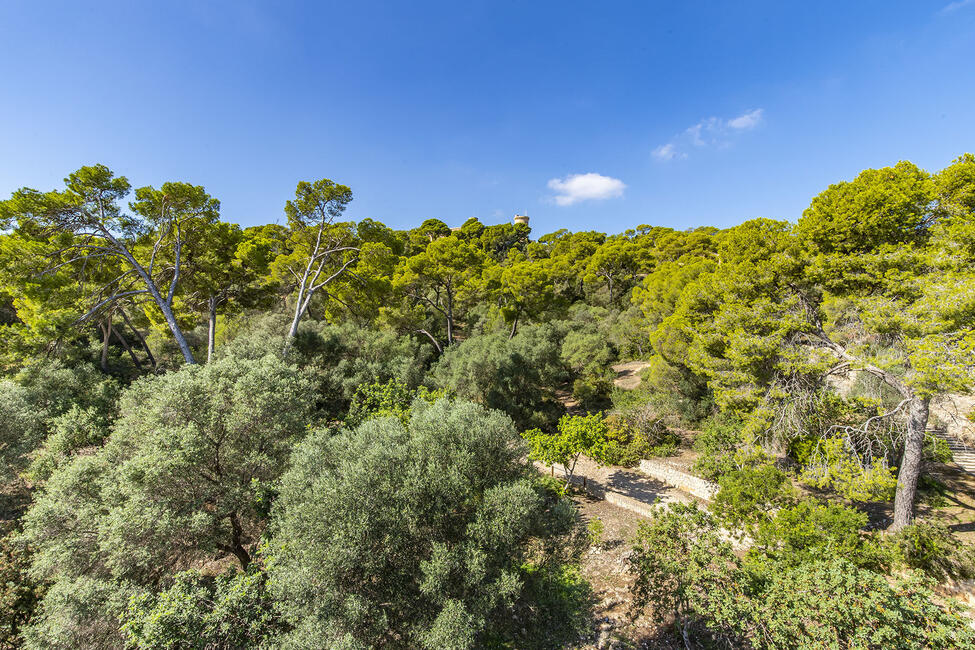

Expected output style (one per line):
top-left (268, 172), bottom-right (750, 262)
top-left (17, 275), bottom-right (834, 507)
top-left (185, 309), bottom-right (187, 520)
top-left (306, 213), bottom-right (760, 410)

top-left (0, 156), bottom-right (974, 648)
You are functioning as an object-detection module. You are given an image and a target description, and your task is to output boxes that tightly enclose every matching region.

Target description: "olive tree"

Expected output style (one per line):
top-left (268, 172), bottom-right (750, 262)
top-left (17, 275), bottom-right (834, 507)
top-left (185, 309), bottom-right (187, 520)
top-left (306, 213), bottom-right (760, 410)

top-left (21, 354), bottom-right (313, 647)
top-left (266, 399), bottom-right (571, 649)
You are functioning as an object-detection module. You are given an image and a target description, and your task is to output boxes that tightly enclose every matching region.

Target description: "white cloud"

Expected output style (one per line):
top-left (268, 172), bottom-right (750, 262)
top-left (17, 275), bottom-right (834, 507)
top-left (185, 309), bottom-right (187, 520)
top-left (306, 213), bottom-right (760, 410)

top-left (727, 108), bottom-right (764, 130)
top-left (652, 143), bottom-right (677, 160)
top-left (940, 0), bottom-right (975, 13)
top-left (653, 108), bottom-right (765, 161)
top-left (547, 173), bottom-right (626, 206)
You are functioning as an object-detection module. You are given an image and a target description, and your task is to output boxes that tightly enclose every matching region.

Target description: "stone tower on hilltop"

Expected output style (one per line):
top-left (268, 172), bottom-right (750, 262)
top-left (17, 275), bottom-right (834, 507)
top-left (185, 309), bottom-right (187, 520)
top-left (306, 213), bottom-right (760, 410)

top-left (513, 214), bottom-right (529, 226)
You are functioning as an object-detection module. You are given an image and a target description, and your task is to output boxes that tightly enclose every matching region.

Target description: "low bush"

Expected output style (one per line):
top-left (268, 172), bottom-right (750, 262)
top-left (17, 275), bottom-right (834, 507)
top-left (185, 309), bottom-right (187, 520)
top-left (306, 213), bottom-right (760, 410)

top-left (629, 503), bottom-right (975, 649)
top-left (692, 414), bottom-right (743, 481)
top-left (751, 499), bottom-right (886, 570)
top-left (890, 520), bottom-right (975, 580)
top-left (711, 465), bottom-right (793, 531)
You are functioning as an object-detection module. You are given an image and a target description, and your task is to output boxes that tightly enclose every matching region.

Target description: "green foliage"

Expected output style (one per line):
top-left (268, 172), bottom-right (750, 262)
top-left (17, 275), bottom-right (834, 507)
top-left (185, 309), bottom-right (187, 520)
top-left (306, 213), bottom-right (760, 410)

top-left (522, 413), bottom-right (609, 485)
top-left (751, 499), bottom-right (885, 570)
top-left (499, 563), bottom-right (592, 650)
top-left (629, 503), bottom-right (975, 649)
top-left (290, 320), bottom-right (432, 420)
top-left (21, 354), bottom-right (313, 643)
top-left (267, 399), bottom-right (573, 649)
top-left (25, 405), bottom-right (113, 483)
top-left (629, 503), bottom-right (739, 640)
top-left (560, 328), bottom-right (615, 409)
top-left (345, 378), bottom-right (415, 427)
top-left (120, 570), bottom-right (285, 650)
top-left (0, 360), bottom-right (118, 481)
top-left (711, 465), bottom-right (793, 531)
top-left (797, 437), bottom-right (898, 502)
top-left (586, 517), bottom-right (604, 547)
top-left (720, 559), bottom-right (975, 649)
top-left (796, 161), bottom-right (934, 255)
top-left (889, 520), bottom-right (975, 580)
top-left (691, 414), bottom-right (744, 480)
top-left (433, 324), bottom-right (566, 430)
top-left (20, 577), bottom-right (134, 650)
top-left (601, 394), bottom-right (681, 466)
top-left (0, 530), bottom-right (46, 649)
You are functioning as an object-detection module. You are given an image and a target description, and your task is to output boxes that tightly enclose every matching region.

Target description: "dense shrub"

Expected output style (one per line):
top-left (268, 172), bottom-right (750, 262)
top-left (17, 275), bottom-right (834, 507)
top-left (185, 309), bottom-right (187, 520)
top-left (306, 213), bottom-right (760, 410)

top-left (715, 559), bottom-right (975, 649)
top-left (629, 503), bottom-right (975, 649)
top-left (751, 499), bottom-right (885, 570)
top-left (629, 503), bottom-right (739, 643)
top-left (121, 570), bottom-right (285, 649)
top-left (560, 328), bottom-right (615, 410)
top-left (267, 399), bottom-right (574, 649)
top-left (345, 378), bottom-right (415, 427)
top-left (221, 316), bottom-right (432, 421)
top-left (21, 354), bottom-right (314, 645)
top-left (711, 465), bottom-right (793, 531)
top-left (0, 361), bottom-right (119, 481)
top-left (890, 520), bottom-right (975, 580)
top-left (692, 414), bottom-right (743, 481)
top-left (292, 321), bottom-right (433, 420)
top-left (433, 324), bottom-right (566, 429)
top-left (0, 530), bottom-right (46, 649)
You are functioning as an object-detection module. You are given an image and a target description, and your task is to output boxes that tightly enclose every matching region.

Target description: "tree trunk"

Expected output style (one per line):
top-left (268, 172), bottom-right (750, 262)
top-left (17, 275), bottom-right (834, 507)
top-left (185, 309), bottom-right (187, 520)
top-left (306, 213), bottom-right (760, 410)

top-left (207, 295), bottom-right (217, 363)
top-left (890, 396), bottom-right (930, 531)
top-left (509, 313), bottom-right (519, 340)
top-left (228, 513), bottom-right (251, 570)
top-left (139, 277), bottom-right (195, 364)
top-left (111, 325), bottom-right (143, 371)
top-left (120, 308), bottom-right (156, 371)
top-left (445, 289), bottom-right (455, 346)
top-left (99, 320), bottom-right (111, 372)
top-left (284, 297), bottom-right (309, 356)
top-left (100, 231), bottom-right (195, 364)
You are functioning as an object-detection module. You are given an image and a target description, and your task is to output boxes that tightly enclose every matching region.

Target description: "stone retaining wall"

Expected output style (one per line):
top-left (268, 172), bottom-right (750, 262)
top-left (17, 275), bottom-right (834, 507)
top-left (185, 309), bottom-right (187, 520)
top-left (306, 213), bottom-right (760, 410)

top-left (638, 459), bottom-right (717, 501)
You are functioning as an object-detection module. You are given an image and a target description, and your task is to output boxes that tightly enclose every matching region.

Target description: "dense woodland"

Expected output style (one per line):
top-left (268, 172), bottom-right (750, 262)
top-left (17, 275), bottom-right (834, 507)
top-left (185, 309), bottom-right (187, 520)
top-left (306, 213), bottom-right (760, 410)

top-left (0, 156), bottom-right (974, 648)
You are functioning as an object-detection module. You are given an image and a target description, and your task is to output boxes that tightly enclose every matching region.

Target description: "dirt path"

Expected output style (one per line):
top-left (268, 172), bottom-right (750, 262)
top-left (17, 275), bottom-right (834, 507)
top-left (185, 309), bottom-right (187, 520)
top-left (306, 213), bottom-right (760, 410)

top-left (611, 361), bottom-right (651, 390)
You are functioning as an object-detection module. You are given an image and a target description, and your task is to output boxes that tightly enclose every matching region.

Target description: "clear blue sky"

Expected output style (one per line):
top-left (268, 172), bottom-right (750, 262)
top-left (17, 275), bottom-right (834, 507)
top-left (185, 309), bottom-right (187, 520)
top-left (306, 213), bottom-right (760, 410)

top-left (2, 1), bottom-right (974, 235)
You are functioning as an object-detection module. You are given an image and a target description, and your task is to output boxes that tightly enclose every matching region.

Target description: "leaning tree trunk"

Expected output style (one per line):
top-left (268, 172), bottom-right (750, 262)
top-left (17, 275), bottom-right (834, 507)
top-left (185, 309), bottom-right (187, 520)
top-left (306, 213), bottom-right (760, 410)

top-left (890, 396), bottom-right (930, 531)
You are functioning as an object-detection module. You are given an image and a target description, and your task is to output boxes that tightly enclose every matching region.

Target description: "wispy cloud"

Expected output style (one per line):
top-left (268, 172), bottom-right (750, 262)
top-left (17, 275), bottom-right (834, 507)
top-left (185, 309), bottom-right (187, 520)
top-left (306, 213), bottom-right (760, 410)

top-left (727, 108), bottom-right (764, 130)
top-left (547, 173), bottom-right (626, 206)
top-left (652, 143), bottom-right (685, 161)
top-left (653, 108), bottom-right (764, 161)
top-left (940, 0), bottom-right (975, 14)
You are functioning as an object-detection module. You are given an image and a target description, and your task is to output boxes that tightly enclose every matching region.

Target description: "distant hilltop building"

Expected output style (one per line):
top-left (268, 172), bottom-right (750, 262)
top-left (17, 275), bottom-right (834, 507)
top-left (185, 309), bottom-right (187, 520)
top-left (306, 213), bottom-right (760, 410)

top-left (451, 214), bottom-right (529, 232)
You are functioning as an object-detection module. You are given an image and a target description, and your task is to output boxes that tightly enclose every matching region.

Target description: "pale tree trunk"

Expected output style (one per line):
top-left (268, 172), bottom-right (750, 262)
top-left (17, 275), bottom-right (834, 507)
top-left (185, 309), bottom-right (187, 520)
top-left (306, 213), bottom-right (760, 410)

top-left (891, 396), bottom-right (930, 531)
top-left (144, 281), bottom-right (196, 364)
top-left (102, 228), bottom-right (196, 365)
top-left (207, 295), bottom-right (218, 363)
top-left (445, 286), bottom-right (455, 346)
top-left (811, 325), bottom-right (931, 531)
top-left (282, 231), bottom-right (358, 356)
top-left (99, 319), bottom-right (111, 372)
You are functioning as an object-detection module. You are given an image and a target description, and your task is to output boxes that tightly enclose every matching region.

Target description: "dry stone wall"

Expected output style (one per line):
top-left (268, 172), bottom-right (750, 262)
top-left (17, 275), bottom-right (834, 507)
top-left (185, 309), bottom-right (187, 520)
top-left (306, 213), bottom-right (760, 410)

top-left (638, 459), bottom-right (718, 501)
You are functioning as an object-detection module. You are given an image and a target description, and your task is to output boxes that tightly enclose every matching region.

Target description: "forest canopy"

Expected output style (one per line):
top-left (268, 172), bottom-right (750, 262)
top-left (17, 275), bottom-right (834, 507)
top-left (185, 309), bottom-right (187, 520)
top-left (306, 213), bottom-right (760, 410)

top-left (0, 156), bottom-right (974, 647)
